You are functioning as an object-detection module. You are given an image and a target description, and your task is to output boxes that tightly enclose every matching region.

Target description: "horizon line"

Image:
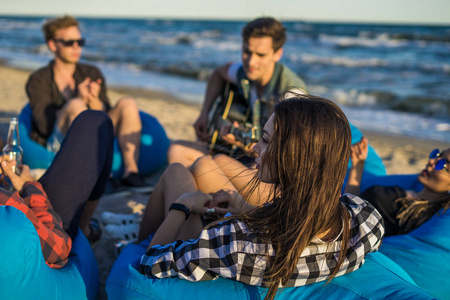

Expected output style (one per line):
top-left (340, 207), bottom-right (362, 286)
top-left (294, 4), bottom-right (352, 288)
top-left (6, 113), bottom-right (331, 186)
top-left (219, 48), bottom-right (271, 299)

top-left (1, 13), bottom-right (449, 27)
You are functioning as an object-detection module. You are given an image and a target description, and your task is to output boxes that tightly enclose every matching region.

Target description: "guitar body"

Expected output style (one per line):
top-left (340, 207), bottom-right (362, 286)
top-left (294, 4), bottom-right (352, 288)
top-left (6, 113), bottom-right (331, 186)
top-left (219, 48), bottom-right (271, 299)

top-left (206, 83), bottom-right (253, 155)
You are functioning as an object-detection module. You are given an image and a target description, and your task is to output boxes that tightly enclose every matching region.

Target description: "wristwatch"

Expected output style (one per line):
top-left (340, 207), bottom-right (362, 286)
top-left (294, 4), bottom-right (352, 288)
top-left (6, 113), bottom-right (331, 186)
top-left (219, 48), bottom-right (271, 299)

top-left (169, 203), bottom-right (191, 220)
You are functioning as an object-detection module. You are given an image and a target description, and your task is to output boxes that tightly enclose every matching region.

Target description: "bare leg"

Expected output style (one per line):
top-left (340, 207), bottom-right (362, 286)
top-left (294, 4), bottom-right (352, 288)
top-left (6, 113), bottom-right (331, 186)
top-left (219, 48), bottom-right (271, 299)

top-left (167, 140), bottom-right (209, 167)
top-left (213, 154), bottom-right (273, 205)
top-left (79, 199), bottom-right (99, 237)
top-left (55, 98), bottom-right (88, 134)
top-left (108, 98), bottom-right (142, 178)
top-left (138, 163), bottom-right (204, 243)
top-left (190, 155), bottom-right (237, 194)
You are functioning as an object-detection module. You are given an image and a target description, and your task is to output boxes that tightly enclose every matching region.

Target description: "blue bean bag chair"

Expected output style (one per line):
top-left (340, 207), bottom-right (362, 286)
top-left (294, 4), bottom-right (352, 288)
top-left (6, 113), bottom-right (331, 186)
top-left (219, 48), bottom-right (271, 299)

top-left (107, 174), bottom-right (450, 300)
top-left (344, 123), bottom-right (386, 192)
top-left (381, 208), bottom-right (450, 300)
top-left (366, 173), bottom-right (449, 300)
top-left (0, 205), bottom-right (99, 300)
top-left (106, 234), bottom-right (433, 299)
top-left (18, 104), bottom-right (170, 178)
top-left (349, 123), bottom-right (386, 176)
top-left (360, 174), bottom-right (423, 194)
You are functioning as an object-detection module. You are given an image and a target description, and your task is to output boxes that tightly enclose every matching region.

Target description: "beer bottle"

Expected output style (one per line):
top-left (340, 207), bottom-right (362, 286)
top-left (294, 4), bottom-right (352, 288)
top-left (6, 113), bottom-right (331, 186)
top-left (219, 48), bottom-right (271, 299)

top-left (2, 117), bottom-right (23, 174)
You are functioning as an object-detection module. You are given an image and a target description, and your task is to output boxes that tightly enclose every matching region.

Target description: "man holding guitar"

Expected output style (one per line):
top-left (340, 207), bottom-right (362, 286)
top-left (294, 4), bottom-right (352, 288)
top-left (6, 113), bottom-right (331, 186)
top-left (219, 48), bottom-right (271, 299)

top-left (168, 17), bottom-right (307, 167)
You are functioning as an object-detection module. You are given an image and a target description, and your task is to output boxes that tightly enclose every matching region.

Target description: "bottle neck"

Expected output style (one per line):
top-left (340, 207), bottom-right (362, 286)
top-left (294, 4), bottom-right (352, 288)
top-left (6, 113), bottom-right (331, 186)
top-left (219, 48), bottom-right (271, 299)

top-left (5, 119), bottom-right (20, 147)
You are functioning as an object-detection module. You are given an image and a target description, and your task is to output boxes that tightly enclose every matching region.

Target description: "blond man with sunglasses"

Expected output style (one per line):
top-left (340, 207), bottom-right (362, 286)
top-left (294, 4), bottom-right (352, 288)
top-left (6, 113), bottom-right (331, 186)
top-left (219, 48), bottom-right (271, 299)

top-left (26, 15), bottom-right (146, 189)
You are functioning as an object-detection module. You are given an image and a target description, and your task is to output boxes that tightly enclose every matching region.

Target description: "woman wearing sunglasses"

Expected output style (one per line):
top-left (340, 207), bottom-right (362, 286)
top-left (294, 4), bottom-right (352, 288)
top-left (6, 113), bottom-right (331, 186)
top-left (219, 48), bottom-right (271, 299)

top-left (345, 138), bottom-right (450, 236)
top-left (137, 95), bottom-right (384, 300)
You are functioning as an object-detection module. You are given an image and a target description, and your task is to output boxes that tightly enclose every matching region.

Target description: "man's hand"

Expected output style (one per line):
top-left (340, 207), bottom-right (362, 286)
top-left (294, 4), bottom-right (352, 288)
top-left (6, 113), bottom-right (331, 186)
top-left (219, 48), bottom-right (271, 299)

top-left (0, 158), bottom-right (35, 192)
top-left (195, 63), bottom-right (231, 141)
top-left (219, 122), bottom-right (245, 148)
top-left (77, 78), bottom-right (104, 111)
top-left (87, 79), bottom-right (104, 110)
top-left (77, 77), bottom-right (91, 103)
top-left (194, 113), bottom-right (209, 142)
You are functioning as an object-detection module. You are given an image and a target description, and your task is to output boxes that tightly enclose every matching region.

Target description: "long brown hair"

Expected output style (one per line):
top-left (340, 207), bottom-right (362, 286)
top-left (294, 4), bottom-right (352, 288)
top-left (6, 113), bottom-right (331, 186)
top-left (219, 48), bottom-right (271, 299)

top-left (236, 95), bottom-right (352, 299)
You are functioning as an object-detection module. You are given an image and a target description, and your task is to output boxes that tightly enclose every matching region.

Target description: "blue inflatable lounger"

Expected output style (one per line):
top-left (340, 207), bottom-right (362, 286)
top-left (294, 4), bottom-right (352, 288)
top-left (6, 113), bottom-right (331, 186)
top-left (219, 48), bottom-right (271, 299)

top-left (107, 174), bottom-right (450, 299)
top-left (106, 236), bottom-right (435, 299)
top-left (0, 205), bottom-right (99, 300)
top-left (106, 221), bottom-right (448, 300)
top-left (374, 173), bottom-right (450, 300)
top-left (19, 104), bottom-right (170, 178)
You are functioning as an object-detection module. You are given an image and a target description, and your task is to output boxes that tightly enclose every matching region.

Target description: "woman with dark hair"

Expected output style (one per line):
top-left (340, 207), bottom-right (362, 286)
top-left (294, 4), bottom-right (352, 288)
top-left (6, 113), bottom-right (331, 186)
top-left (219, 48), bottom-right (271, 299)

top-left (345, 138), bottom-right (450, 236)
top-left (137, 95), bottom-right (384, 300)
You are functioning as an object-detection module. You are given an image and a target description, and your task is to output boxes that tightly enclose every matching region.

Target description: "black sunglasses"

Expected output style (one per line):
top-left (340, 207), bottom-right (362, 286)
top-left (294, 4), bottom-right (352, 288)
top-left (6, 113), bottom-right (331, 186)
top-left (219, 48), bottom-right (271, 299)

top-left (54, 38), bottom-right (86, 47)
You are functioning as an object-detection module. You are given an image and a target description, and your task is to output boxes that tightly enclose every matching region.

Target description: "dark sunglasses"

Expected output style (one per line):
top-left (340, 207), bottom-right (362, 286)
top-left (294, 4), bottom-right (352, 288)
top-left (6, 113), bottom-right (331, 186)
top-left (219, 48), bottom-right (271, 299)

top-left (54, 38), bottom-right (85, 47)
top-left (429, 149), bottom-right (448, 172)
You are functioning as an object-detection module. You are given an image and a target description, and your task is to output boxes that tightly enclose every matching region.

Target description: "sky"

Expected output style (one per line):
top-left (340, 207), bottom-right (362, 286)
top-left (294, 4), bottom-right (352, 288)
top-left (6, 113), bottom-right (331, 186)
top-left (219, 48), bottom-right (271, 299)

top-left (1, 0), bottom-right (449, 25)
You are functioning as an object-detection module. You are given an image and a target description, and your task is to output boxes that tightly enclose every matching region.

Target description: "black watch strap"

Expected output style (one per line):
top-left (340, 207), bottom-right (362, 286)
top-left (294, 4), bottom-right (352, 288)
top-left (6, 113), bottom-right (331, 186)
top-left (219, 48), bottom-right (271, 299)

top-left (169, 203), bottom-right (191, 220)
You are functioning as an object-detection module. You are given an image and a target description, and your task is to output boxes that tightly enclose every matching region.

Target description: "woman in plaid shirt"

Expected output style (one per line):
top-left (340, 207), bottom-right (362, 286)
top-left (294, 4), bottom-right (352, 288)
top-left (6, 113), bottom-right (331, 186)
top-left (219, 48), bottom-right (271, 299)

top-left (0, 110), bottom-right (113, 268)
top-left (138, 94), bottom-right (384, 299)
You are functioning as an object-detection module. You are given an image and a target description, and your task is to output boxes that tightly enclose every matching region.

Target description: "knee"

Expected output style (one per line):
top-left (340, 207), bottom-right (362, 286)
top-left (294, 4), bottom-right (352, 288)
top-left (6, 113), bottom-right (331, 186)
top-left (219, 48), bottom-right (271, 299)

top-left (212, 154), bottom-right (228, 165)
top-left (165, 162), bottom-right (188, 177)
top-left (167, 143), bottom-right (185, 158)
top-left (65, 98), bottom-right (88, 117)
top-left (75, 110), bottom-right (114, 137)
top-left (115, 97), bottom-right (139, 112)
top-left (190, 155), bottom-right (215, 174)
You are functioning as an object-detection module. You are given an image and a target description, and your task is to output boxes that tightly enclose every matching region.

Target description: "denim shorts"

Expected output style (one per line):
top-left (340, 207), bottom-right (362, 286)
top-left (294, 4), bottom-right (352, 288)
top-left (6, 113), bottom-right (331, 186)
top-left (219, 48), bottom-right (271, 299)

top-left (46, 126), bottom-right (65, 154)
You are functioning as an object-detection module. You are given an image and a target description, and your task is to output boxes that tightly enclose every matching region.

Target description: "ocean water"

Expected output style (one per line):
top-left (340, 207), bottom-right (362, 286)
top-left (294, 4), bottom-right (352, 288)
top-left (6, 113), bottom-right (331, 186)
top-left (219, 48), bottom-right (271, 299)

top-left (0, 16), bottom-right (449, 142)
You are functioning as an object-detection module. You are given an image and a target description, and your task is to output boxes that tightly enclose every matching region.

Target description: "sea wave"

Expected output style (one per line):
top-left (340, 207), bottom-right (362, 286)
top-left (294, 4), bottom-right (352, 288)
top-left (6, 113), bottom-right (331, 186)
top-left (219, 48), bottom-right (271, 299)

top-left (319, 33), bottom-right (409, 48)
top-left (310, 85), bottom-right (450, 117)
top-left (318, 32), bottom-right (450, 49)
top-left (155, 33), bottom-right (197, 45)
top-left (292, 53), bottom-right (450, 75)
top-left (140, 63), bottom-right (212, 80)
top-left (193, 39), bottom-right (241, 51)
top-left (0, 18), bottom-right (42, 30)
top-left (389, 32), bottom-right (450, 43)
top-left (297, 54), bottom-right (388, 67)
top-left (342, 106), bottom-right (450, 143)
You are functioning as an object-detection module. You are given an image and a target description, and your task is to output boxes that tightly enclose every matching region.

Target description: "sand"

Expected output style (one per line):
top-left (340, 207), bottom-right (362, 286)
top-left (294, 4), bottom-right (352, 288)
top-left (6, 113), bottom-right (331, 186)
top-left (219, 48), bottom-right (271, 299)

top-left (0, 64), bottom-right (448, 299)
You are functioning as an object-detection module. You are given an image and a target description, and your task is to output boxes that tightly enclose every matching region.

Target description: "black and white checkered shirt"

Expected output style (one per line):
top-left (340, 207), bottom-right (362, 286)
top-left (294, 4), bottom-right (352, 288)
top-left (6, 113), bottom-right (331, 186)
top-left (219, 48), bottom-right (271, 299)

top-left (140, 194), bottom-right (384, 287)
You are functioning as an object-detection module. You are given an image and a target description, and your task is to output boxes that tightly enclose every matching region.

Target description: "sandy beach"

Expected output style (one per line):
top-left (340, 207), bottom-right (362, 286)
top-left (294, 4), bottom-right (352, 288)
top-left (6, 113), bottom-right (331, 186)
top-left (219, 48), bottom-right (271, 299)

top-left (0, 64), bottom-right (448, 299)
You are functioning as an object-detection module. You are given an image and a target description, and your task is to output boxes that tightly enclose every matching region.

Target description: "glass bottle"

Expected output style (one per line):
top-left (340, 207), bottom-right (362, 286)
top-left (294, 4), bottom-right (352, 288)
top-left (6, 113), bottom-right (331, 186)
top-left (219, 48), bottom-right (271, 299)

top-left (2, 117), bottom-right (23, 174)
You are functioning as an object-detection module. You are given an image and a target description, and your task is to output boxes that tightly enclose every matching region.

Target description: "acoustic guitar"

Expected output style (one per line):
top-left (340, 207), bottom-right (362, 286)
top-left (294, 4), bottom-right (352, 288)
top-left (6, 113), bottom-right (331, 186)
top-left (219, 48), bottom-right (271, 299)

top-left (206, 82), bottom-right (261, 156)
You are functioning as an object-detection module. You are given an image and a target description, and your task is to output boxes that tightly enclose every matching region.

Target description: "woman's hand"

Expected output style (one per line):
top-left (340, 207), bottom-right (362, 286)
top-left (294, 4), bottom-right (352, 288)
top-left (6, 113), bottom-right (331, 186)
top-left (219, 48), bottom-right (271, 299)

top-left (210, 189), bottom-right (253, 215)
top-left (350, 137), bottom-right (369, 167)
top-left (0, 158), bottom-right (35, 192)
top-left (175, 191), bottom-right (213, 214)
top-left (344, 137), bottom-right (369, 196)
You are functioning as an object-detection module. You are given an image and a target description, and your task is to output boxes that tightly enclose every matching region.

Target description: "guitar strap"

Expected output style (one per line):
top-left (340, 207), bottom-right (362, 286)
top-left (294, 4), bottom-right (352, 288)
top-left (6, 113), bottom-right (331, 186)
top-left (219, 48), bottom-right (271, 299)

top-left (237, 62), bottom-right (283, 128)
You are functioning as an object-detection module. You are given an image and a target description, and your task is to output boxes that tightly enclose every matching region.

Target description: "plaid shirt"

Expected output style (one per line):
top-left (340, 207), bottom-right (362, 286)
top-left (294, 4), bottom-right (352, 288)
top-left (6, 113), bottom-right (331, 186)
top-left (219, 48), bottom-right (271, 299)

top-left (0, 182), bottom-right (72, 268)
top-left (140, 194), bottom-right (384, 287)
